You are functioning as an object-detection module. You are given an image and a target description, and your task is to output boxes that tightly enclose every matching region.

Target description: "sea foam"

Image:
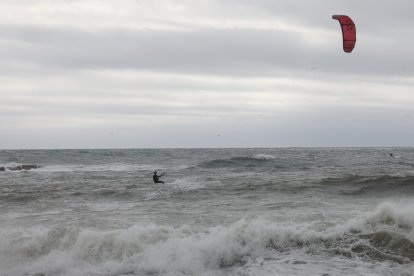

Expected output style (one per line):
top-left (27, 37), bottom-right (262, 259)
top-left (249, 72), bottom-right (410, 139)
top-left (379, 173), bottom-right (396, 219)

top-left (1, 201), bottom-right (413, 276)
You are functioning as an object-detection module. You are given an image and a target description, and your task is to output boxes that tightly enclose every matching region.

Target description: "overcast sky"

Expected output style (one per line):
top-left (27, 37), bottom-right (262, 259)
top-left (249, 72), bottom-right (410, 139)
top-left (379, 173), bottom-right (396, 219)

top-left (1, 0), bottom-right (413, 149)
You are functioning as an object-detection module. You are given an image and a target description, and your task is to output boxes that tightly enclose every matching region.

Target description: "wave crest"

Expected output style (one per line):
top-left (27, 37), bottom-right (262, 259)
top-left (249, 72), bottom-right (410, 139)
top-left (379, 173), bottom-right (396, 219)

top-left (199, 154), bottom-right (278, 169)
top-left (2, 201), bottom-right (414, 275)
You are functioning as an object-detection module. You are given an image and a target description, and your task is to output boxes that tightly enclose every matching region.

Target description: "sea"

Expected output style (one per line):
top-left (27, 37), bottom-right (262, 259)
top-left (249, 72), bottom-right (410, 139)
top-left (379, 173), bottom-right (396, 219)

top-left (1, 148), bottom-right (414, 276)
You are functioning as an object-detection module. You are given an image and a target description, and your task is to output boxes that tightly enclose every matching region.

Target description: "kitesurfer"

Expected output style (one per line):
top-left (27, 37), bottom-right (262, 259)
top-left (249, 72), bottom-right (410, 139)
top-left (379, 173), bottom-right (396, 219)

top-left (153, 171), bottom-right (165, 184)
top-left (389, 153), bottom-right (414, 167)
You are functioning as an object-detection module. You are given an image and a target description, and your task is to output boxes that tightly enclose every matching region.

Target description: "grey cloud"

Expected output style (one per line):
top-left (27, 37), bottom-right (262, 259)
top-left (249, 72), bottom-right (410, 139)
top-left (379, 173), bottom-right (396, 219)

top-left (1, 0), bottom-right (414, 148)
top-left (223, 0), bottom-right (414, 32)
top-left (1, 23), bottom-right (412, 77)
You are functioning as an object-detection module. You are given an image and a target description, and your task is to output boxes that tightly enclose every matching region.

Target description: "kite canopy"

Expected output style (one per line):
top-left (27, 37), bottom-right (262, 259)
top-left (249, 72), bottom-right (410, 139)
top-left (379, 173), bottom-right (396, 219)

top-left (332, 15), bottom-right (356, 53)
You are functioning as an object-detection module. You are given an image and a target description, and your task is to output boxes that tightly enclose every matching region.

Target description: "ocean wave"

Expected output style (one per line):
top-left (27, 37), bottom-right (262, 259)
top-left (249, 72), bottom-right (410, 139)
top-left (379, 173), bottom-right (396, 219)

top-left (168, 177), bottom-right (210, 191)
top-left (0, 163), bottom-right (41, 172)
top-left (320, 174), bottom-right (414, 195)
top-left (1, 201), bottom-right (413, 276)
top-left (35, 163), bottom-right (160, 173)
top-left (144, 177), bottom-right (217, 200)
top-left (252, 154), bottom-right (276, 160)
top-left (199, 155), bottom-right (278, 169)
top-left (365, 201), bottom-right (414, 234)
top-left (357, 231), bottom-right (414, 264)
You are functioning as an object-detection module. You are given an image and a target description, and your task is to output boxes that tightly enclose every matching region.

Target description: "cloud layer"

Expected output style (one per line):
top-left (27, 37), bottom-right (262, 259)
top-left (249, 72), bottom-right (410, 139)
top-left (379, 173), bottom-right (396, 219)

top-left (1, 0), bottom-right (413, 148)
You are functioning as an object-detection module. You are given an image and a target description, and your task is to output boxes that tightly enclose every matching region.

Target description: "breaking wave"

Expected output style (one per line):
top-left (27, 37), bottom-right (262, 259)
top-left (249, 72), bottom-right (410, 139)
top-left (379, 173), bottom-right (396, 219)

top-left (1, 201), bottom-right (413, 276)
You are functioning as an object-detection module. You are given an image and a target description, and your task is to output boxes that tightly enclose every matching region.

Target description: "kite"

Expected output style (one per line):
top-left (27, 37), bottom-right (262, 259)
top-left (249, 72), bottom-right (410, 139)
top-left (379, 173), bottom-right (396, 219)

top-left (332, 15), bottom-right (356, 53)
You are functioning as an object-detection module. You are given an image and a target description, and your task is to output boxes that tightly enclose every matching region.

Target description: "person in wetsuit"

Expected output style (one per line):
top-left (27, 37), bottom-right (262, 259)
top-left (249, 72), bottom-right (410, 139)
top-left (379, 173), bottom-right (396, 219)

top-left (153, 171), bottom-right (164, 184)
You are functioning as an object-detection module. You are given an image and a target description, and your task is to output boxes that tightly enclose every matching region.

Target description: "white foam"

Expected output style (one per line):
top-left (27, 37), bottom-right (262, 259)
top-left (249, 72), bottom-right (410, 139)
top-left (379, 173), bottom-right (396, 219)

top-left (366, 200), bottom-right (414, 241)
top-left (252, 154), bottom-right (276, 160)
top-left (168, 177), bottom-right (208, 191)
top-left (1, 201), bottom-right (414, 276)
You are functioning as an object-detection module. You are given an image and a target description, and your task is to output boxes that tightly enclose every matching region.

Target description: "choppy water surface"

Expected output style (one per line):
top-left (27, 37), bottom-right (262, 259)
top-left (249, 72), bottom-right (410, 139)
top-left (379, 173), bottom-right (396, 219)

top-left (1, 148), bottom-right (414, 275)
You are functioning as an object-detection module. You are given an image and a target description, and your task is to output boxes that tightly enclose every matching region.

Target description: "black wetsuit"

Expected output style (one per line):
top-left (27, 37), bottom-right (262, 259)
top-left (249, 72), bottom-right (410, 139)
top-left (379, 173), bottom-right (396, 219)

top-left (153, 173), bottom-right (164, 184)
